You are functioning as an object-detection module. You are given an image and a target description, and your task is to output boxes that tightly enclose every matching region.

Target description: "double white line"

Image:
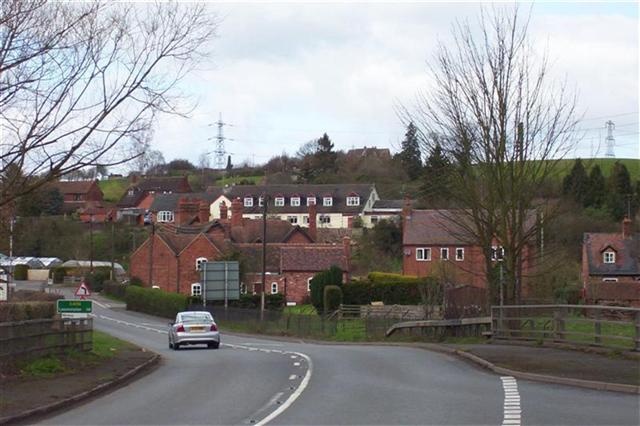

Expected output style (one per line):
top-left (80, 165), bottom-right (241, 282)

top-left (501, 376), bottom-right (522, 426)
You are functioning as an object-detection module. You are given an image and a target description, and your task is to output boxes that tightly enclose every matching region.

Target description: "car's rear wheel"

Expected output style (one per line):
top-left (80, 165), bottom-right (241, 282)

top-left (174, 342), bottom-right (180, 350)
top-left (169, 340), bottom-right (173, 349)
top-left (208, 341), bottom-right (220, 349)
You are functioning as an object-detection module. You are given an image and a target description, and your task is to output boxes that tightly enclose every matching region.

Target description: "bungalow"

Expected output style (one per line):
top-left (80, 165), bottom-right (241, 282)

top-left (582, 217), bottom-right (640, 307)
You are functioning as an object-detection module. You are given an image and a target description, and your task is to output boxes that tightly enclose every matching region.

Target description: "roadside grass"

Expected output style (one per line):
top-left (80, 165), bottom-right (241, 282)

top-left (19, 331), bottom-right (135, 378)
top-left (100, 292), bottom-right (125, 303)
top-left (283, 304), bottom-right (316, 315)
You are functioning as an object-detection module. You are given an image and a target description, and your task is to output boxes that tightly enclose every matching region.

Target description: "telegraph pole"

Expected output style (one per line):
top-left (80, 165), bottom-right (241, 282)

top-left (261, 191), bottom-right (267, 320)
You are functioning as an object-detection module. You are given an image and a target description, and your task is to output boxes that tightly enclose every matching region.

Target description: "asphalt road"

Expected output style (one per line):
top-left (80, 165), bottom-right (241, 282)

top-left (20, 285), bottom-right (640, 425)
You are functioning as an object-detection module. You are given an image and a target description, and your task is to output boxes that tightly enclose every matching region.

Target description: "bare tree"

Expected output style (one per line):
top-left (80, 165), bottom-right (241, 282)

top-left (401, 7), bottom-right (578, 304)
top-left (0, 0), bottom-right (217, 207)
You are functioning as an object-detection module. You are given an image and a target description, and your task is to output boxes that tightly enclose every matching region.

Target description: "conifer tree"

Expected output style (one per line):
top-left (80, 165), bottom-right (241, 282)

top-left (584, 164), bottom-right (606, 208)
top-left (399, 122), bottom-right (423, 180)
top-left (562, 159), bottom-right (588, 204)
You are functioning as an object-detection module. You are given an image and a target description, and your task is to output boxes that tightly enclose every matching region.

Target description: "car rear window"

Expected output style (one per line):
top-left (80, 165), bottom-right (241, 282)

top-left (181, 313), bottom-right (213, 322)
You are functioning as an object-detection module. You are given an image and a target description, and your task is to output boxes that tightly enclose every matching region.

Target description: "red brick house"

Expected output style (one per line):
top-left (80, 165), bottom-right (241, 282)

top-left (402, 204), bottom-right (535, 294)
top-left (129, 198), bottom-right (350, 304)
top-left (117, 176), bottom-right (192, 224)
top-left (582, 218), bottom-right (640, 307)
top-left (48, 180), bottom-right (106, 221)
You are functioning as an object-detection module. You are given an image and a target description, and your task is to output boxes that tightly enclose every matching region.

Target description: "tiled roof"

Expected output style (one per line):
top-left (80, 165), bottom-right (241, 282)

top-left (372, 199), bottom-right (404, 210)
top-left (136, 176), bottom-right (192, 192)
top-left (49, 180), bottom-right (96, 195)
top-left (584, 232), bottom-right (640, 276)
top-left (150, 192), bottom-right (221, 212)
top-left (234, 244), bottom-right (282, 272)
top-left (280, 246), bottom-right (346, 271)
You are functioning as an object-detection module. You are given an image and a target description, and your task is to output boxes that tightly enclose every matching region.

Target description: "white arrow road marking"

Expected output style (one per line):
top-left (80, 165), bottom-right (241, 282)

top-left (501, 376), bottom-right (522, 426)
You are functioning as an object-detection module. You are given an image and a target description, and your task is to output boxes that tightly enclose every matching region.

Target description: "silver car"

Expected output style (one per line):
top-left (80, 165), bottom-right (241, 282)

top-left (168, 311), bottom-right (220, 350)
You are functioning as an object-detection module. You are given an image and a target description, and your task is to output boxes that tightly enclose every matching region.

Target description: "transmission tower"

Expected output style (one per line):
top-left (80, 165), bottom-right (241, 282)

top-left (213, 113), bottom-right (231, 170)
top-left (604, 120), bottom-right (615, 158)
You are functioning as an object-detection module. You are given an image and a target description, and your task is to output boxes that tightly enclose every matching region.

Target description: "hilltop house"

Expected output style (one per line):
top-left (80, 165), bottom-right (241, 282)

top-left (116, 176), bottom-right (192, 224)
top-left (582, 218), bottom-right (640, 307)
top-left (130, 197), bottom-right (350, 304)
top-left (48, 180), bottom-right (106, 221)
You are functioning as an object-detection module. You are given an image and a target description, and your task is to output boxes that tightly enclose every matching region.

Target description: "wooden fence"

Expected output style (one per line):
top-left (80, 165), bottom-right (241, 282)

top-left (0, 318), bottom-right (93, 371)
top-left (491, 305), bottom-right (640, 351)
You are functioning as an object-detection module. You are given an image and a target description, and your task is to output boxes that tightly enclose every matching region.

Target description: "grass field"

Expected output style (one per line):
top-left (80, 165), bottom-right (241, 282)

top-left (98, 178), bottom-right (129, 202)
top-left (554, 158), bottom-right (639, 181)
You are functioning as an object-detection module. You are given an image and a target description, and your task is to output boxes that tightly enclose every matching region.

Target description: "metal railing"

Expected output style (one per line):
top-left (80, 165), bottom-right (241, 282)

top-left (0, 318), bottom-right (93, 370)
top-left (491, 305), bottom-right (640, 351)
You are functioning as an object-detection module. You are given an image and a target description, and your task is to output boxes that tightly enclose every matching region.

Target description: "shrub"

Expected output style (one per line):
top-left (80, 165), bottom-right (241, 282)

top-left (0, 302), bottom-right (57, 322)
top-left (367, 272), bottom-right (420, 284)
top-left (13, 264), bottom-right (28, 280)
top-left (84, 267), bottom-right (111, 292)
top-left (310, 266), bottom-right (343, 313)
top-left (323, 285), bottom-right (343, 313)
top-left (51, 267), bottom-right (66, 284)
top-left (129, 276), bottom-right (144, 287)
top-left (10, 290), bottom-right (64, 302)
top-left (124, 286), bottom-right (189, 319)
top-left (342, 274), bottom-right (438, 305)
top-left (102, 280), bottom-right (127, 300)
top-left (554, 285), bottom-right (582, 304)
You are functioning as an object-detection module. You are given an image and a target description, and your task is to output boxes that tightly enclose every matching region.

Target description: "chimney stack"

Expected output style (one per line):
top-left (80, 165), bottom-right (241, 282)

top-left (622, 216), bottom-right (632, 239)
top-left (342, 236), bottom-right (351, 282)
top-left (219, 201), bottom-right (228, 220)
top-left (308, 202), bottom-right (317, 241)
top-left (198, 200), bottom-right (209, 224)
top-left (401, 197), bottom-right (412, 232)
top-left (231, 197), bottom-right (243, 227)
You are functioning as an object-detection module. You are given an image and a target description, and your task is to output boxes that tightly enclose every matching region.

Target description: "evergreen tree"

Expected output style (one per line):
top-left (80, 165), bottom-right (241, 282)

top-left (584, 164), bottom-right (606, 208)
top-left (226, 155), bottom-right (233, 172)
top-left (315, 133), bottom-right (337, 173)
top-left (562, 159), bottom-right (588, 204)
top-left (399, 122), bottom-right (422, 180)
top-left (606, 161), bottom-right (634, 220)
top-left (421, 142), bottom-right (452, 206)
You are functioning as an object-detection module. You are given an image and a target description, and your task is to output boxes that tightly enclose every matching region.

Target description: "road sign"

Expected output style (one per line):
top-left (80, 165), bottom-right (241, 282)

top-left (74, 282), bottom-right (91, 298)
top-left (57, 299), bottom-right (93, 314)
top-left (201, 261), bottom-right (240, 304)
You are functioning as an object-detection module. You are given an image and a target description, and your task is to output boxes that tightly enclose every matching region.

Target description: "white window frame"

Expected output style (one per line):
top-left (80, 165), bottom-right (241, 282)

top-left (323, 197), bottom-right (333, 207)
top-left (157, 210), bottom-right (174, 223)
top-left (191, 283), bottom-right (202, 297)
top-left (491, 246), bottom-right (505, 261)
top-left (287, 215), bottom-right (298, 224)
top-left (258, 197), bottom-right (264, 207)
top-left (195, 257), bottom-right (208, 271)
top-left (307, 277), bottom-right (313, 292)
top-left (346, 196), bottom-right (360, 206)
top-left (602, 277), bottom-right (618, 282)
top-left (416, 247), bottom-right (431, 261)
top-left (244, 197), bottom-right (253, 207)
top-left (603, 251), bottom-right (615, 264)
top-left (455, 248), bottom-right (464, 261)
top-left (441, 248), bottom-right (449, 261)
top-left (271, 282), bottom-right (278, 294)
top-left (307, 197), bottom-right (316, 206)
top-left (303, 216), bottom-right (310, 224)
top-left (319, 215), bottom-right (331, 224)
top-left (240, 283), bottom-right (247, 294)
top-left (275, 197), bottom-right (285, 207)
top-left (291, 197), bottom-right (301, 206)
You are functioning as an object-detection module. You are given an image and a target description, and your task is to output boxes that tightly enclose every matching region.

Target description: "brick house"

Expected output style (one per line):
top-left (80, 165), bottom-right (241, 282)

top-left (129, 197), bottom-right (350, 304)
top-left (402, 203), bottom-right (535, 293)
top-left (582, 218), bottom-right (640, 307)
top-left (116, 176), bottom-right (192, 224)
top-left (48, 180), bottom-right (106, 221)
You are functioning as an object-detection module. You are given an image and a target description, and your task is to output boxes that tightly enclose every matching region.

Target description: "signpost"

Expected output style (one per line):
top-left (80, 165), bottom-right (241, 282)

top-left (200, 261), bottom-right (240, 307)
top-left (74, 282), bottom-right (91, 299)
top-left (57, 299), bottom-right (93, 319)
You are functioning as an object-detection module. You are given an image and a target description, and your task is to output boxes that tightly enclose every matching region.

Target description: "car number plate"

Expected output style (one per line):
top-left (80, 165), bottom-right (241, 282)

top-left (189, 326), bottom-right (205, 332)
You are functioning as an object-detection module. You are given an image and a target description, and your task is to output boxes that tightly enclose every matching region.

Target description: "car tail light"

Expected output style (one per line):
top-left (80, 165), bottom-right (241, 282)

top-left (210, 323), bottom-right (218, 332)
top-left (176, 324), bottom-right (185, 333)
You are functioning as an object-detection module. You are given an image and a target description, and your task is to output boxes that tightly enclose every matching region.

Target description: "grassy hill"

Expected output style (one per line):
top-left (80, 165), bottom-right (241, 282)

top-left (98, 178), bottom-right (128, 203)
top-left (554, 158), bottom-right (639, 181)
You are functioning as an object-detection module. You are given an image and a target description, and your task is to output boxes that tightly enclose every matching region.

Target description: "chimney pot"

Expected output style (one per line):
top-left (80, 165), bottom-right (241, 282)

top-left (622, 217), bottom-right (632, 239)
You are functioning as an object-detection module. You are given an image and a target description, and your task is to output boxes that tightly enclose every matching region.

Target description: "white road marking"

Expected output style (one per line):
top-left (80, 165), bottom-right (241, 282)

top-left (501, 376), bottom-right (522, 426)
top-left (289, 375), bottom-right (297, 380)
top-left (293, 362), bottom-right (300, 366)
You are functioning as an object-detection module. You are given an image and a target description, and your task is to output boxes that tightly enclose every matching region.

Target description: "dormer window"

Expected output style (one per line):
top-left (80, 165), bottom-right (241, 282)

top-left (603, 251), bottom-right (616, 264)
top-left (291, 196), bottom-right (301, 206)
top-left (307, 196), bottom-right (316, 206)
top-left (346, 195), bottom-right (360, 206)
top-left (323, 196), bottom-right (333, 207)
top-left (128, 189), bottom-right (134, 196)
top-left (244, 197), bottom-right (253, 207)
top-left (275, 196), bottom-right (285, 207)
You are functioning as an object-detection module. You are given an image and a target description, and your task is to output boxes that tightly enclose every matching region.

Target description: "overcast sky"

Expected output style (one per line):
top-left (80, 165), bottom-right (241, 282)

top-left (152, 1), bottom-right (639, 168)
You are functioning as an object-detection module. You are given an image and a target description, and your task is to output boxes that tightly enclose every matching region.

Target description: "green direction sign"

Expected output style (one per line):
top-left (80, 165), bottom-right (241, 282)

top-left (57, 300), bottom-right (93, 314)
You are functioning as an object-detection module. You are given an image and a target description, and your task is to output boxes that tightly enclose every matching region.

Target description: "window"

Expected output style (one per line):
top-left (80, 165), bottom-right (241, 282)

top-left (491, 246), bottom-right (505, 261)
top-left (191, 283), bottom-right (202, 297)
top-left (455, 248), bottom-right (464, 261)
top-left (603, 251), bottom-right (615, 264)
top-left (271, 282), bottom-right (278, 294)
top-left (275, 197), bottom-right (285, 207)
top-left (291, 197), bottom-right (301, 206)
top-left (195, 257), bottom-right (208, 271)
top-left (441, 248), bottom-right (449, 261)
top-left (602, 277), bottom-right (618, 282)
top-left (323, 197), bottom-right (333, 207)
top-left (319, 215), bottom-right (331, 224)
top-left (240, 283), bottom-right (247, 295)
top-left (244, 197), bottom-right (253, 207)
top-left (307, 197), bottom-right (316, 206)
top-left (258, 197), bottom-right (264, 207)
top-left (303, 216), bottom-right (310, 224)
top-left (416, 248), bottom-right (431, 261)
top-left (346, 196), bottom-right (360, 206)
top-left (128, 189), bottom-right (134, 196)
top-left (157, 211), bottom-right (174, 223)
top-left (307, 277), bottom-right (313, 292)
top-left (287, 216), bottom-right (298, 224)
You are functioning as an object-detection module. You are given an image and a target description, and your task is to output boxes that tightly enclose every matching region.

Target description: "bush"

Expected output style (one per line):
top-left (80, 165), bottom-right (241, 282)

top-left (0, 302), bottom-right (57, 322)
top-left (51, 267), bottom-right (66, 284)
top-left (554, 285), bottom-right (582, 304)
top-left (342, 274), bottom-right (437, 305)
top-left (367, 272), bottom-right (420, 284)
top-left (129, 276), bottom-right (144, 287)
top-left (323, 285), bottom-right (343, 313)
top-left (84, 267), bottom-right (111, 293)
top-left (10, 290), bottom-right (64, 302)
top-left (13, 264), bottom-right (28, 280)
top-left (310, 266), bottom-right (343, 313)
top-left (102, 280), bottom-right (127, 300)
top-left (124, 286), bottom-right (189, 319)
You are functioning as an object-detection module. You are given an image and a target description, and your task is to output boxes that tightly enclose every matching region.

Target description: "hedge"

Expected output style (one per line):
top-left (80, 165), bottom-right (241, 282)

top-left (102, 280), bottom-right (127, 300)
top-left (367, 272), bottom-right (420, 284)
top-left (323, 285), bottom-right (343, 313)
top-left (124, 286), bottom-right (189, 319)
top-left (0, 302), bottom-right (57, 322)
top-left (200, 294), bottom-right (285, 310)
top-left (13, 264), bottom-right (28, 281)
top-left (343, 276), bottom-right (440, 305)
top-left (310, 266), bottom-right (343, 312)
top-left (83, 267), bottom-right (111, 292)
